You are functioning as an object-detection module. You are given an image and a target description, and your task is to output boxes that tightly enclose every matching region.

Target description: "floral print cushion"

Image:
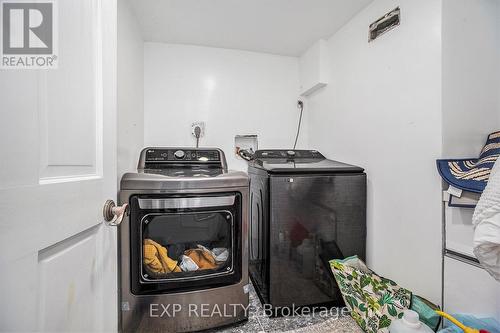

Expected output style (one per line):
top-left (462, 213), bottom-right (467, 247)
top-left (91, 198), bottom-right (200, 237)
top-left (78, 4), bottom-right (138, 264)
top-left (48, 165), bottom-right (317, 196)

top-left (330, 256), bottom-right (412, 333)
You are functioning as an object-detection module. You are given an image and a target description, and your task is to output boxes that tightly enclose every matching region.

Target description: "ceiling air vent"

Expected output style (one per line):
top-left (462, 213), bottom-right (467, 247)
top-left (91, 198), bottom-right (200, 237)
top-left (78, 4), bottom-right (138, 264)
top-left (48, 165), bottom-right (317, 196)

top-left (369, 7), bottom-right (400, 42)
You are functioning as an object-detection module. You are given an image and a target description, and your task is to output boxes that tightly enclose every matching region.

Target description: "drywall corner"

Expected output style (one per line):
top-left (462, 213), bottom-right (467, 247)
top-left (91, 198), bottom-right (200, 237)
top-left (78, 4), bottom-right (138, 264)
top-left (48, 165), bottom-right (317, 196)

top-left (117, 0), bottom-right (144, 179)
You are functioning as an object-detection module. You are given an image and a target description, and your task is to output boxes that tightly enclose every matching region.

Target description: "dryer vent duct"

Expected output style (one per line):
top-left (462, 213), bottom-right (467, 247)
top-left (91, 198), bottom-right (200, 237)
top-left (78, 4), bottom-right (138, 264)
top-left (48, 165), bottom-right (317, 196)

top-left (369, 7), bottom-right (400, 42)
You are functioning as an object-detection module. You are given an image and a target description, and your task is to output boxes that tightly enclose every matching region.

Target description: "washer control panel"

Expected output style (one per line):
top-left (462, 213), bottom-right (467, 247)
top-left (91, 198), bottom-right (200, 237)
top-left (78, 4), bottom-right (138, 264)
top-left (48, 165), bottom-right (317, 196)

top-left (255, 150), bottom-right (324, 160)
top-left (140, 148), bottom-right (225, 169)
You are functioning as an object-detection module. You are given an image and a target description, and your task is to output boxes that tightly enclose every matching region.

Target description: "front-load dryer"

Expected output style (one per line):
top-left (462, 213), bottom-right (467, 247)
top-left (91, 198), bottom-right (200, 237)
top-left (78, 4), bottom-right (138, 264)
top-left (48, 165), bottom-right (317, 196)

top-left (119, 147), bottom-right (249, 332)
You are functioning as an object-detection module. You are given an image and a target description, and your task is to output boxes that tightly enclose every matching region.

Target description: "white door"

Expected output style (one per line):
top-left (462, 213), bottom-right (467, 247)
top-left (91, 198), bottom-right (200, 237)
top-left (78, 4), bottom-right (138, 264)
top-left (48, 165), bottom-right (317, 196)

top-left (0, 0), bottom-right (117, 331)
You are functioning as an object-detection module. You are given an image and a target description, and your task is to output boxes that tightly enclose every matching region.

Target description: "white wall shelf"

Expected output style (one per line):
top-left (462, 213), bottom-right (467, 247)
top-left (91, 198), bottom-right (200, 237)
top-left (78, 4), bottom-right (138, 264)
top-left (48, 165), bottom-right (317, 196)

top-left (441, 189), bottom-right (500, 319)
top-left (298, 39), bottom-right (328, 97)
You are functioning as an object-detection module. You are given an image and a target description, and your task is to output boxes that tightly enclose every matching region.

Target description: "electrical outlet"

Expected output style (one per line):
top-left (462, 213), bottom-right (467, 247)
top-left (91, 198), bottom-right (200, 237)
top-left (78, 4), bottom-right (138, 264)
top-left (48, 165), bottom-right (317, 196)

top-left (191, 122), bottom-right (205, 138)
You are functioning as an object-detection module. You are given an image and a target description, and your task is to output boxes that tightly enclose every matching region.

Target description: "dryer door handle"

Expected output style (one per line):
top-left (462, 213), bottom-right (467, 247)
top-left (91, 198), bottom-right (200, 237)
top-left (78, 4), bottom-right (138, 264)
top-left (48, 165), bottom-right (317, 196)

top-left (103, 200), bottom-right (129, 226)
top-left (137, 196), bottom-right (235, 209)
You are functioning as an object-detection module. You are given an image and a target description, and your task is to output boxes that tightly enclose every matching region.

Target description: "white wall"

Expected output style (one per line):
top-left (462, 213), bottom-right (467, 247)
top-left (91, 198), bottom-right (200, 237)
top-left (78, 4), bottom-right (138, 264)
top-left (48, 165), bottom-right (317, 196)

top-left (143, 43), bottom-right (302, 171)
top-left (305, 0), bottom-right (443, 302)
top-left (118, 0), bottom-right (144, 179)
top-left (442, 0), bottom-right (500, 157)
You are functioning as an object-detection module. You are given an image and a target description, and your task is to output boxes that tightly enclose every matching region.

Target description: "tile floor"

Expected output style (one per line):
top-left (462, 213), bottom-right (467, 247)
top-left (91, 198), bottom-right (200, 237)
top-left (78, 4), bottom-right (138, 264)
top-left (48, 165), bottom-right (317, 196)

top-left (206, 283), bottom-right (362, 333)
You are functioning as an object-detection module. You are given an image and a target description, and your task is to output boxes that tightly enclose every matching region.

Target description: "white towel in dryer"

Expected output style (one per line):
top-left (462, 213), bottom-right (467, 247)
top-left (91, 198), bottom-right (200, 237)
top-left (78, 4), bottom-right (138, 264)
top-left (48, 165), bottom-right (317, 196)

top-left (179, 255), bottom-right (199, 272)
top-left (472, 159), bottom-right (500, 281)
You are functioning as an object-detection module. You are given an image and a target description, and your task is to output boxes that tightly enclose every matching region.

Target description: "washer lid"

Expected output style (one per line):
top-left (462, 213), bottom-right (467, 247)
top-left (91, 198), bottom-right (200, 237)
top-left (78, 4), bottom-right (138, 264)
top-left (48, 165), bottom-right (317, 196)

top-left (249, 149), bottom-right (364, 174)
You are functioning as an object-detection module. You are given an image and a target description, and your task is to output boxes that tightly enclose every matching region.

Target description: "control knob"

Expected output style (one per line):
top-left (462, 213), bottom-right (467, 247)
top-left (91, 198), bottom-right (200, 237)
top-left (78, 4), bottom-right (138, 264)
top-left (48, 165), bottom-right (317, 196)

top-left (174, 150), bottom-right (185, 159)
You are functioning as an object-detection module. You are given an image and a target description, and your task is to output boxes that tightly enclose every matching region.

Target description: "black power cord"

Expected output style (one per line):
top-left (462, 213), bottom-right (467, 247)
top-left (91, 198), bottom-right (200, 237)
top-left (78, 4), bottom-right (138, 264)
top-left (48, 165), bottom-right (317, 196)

top-left (293, 100), bottom-right (304, 149)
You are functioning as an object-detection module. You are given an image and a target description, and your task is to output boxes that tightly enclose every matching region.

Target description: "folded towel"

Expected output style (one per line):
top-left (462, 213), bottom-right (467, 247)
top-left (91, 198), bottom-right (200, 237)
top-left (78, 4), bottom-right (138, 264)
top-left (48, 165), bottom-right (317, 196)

top-left (472, 159), bottom-right (500, 281)
top-left (437, 131), bottom-right (500, 193)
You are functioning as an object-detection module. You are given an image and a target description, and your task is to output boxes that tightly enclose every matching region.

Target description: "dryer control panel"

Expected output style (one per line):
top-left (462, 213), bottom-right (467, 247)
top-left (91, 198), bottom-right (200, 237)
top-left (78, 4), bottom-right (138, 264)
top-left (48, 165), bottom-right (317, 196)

top-left (138, 147), bottom-right (227, 170)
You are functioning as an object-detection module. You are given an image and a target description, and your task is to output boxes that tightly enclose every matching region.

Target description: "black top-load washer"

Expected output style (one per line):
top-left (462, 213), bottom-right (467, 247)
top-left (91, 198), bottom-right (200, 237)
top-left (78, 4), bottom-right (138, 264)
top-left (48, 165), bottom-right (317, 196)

top-left (248, 149), bottom-right (366, 312)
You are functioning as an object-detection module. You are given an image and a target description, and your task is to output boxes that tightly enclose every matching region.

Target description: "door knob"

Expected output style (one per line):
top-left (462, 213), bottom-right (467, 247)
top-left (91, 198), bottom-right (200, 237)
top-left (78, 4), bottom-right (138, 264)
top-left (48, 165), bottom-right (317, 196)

top-left (103, 199), bottom-right (129, 226)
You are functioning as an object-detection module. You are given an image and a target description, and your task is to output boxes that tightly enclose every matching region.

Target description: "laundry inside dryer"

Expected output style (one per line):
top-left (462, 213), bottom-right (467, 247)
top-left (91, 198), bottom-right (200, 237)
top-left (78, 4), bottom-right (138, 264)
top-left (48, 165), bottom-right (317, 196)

top-left (141, 211), bottom-right (233, 278)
